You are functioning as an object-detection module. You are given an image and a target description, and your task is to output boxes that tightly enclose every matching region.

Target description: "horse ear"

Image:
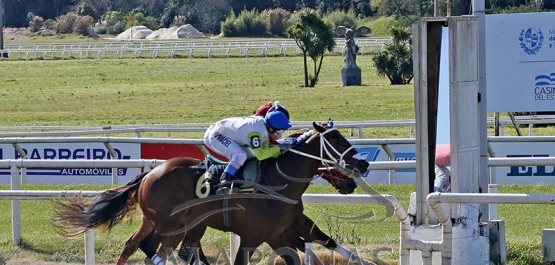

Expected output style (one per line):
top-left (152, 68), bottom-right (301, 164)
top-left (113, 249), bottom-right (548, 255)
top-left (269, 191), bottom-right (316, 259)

top-left (313, 122), bottom-right (325, 133)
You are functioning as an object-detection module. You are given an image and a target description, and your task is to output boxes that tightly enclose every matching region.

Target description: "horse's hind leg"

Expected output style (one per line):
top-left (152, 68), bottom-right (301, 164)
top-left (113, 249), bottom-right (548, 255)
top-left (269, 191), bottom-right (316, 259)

top-left (140, 226), bottom-right (185, 265)
top-left (117, 217), bottom-right (153, 265)
top-left (177, 225), bottom-right (209, 265)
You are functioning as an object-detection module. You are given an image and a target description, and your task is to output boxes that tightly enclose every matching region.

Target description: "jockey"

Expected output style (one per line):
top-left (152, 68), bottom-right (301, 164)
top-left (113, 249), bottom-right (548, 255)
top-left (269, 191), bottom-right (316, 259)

top-left (203, 111), bottom-right (293, 194)
top-left (254, 101), bottom-right (290, 143)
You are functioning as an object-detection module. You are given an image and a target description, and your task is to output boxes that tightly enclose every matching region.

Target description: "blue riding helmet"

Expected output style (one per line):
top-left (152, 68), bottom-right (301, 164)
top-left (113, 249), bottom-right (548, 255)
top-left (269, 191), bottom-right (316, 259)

top-left (264, 111), bottom-right (292, 130)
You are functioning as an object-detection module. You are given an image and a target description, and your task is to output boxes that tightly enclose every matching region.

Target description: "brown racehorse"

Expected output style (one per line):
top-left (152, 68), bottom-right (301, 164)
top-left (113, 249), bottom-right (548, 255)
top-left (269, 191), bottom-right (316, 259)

top-left (108, 167), bottom-right (361, 265)
top-left (52, 123), bottom-right (369, 265)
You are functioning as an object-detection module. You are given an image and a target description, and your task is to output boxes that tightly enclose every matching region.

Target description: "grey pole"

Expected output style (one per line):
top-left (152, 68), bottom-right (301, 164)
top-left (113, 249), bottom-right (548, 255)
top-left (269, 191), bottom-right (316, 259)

top-left (473, 0), bottom-right (489, 222)
top-left (0, 0), bottom-right (4, 53)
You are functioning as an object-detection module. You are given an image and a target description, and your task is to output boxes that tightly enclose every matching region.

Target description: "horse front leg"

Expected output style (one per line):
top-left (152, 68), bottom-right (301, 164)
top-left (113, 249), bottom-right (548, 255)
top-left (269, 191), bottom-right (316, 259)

top-left (266, 234), bottom-right (302, 265)
top-left (296, 214), bottom-right (376, 265)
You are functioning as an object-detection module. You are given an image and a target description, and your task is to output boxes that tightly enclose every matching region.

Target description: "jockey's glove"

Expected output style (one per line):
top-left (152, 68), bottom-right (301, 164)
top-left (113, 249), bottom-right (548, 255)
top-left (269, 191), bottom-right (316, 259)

top-left (278, 142), bottom-right (291, 151)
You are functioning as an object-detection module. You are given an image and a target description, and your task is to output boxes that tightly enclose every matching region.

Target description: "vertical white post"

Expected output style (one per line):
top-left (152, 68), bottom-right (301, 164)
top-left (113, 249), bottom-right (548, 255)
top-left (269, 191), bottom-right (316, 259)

top-left (84, 230), bottom-right (95, 265)
top-left (20, 168), bottom-right (27, 184)
top-left (474, 0), bottom-right (490, 223)
top-left (11, 164), bottom-right (21, 245)
top-left (229, 233), bottom-right (240, 264)
top-left (305, 243), bottom-right (313, 265)
top-left (489, 184), bottom-right (498, 220)
top-left (112, 164), bottom-right (118, 184)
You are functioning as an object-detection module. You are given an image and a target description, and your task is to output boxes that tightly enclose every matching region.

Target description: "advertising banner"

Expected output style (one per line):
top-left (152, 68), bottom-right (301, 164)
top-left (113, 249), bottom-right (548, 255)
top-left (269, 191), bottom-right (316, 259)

top-left (486, 12), bottom-right (555, 112)
top-left (0, 143), bottom-right (141, 184)
top-left (489, 141), bottom-right (555, 184)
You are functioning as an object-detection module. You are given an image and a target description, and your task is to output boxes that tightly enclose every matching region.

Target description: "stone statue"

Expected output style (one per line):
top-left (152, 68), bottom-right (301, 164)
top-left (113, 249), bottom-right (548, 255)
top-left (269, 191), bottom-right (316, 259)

top-left (336, 26), bottom-right (371, 86)
top-left (336, 26), bottom-right (371, 68)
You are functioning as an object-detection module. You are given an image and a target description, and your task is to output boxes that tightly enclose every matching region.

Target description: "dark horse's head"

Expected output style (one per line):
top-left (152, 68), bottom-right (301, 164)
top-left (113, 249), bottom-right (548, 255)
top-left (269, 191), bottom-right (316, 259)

top-left (287, 123), bottom-right (366, 194)
top-left (310, 122), bottom-right (369, 178)
top-left (317, 169), bottom-right (357, 194)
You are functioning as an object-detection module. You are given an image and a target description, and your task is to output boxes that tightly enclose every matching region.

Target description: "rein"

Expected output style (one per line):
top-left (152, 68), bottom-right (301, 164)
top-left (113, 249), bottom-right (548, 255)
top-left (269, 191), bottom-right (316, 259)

top-left (288, 128), bottom-right (355, 171)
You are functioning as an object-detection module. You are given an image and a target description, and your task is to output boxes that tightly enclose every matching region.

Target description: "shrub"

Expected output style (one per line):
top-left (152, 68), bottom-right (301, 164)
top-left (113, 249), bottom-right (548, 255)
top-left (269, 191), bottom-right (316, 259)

top-left (323, 8), bottom-right (357, 29)
top-left (134, 13), bottom-right (160, 30)
top-left (221, 8), bottom-right (268, 37)
top-left (44, 19), bottom-right (56, 30)
top-left (94, 26), bottom-right (107, 34)
top-left (171, 15), bottom-right (187, 27)
top-left (104, 11), bottom-right (125, 23)
top-left (55, 12), bottom-right (78, 34)
top-left (74, 15), bottom-right (94, 35)
top-left (262, 8), bottom-right (292, 36)
top-left (26, 12), bottom-right (34, 23)
top-left (221, 11), bottom-right (238, 37)
top-left (29, 16), bottom-right (45, 32)
top-left (106, 21), bottom-right (126, 35)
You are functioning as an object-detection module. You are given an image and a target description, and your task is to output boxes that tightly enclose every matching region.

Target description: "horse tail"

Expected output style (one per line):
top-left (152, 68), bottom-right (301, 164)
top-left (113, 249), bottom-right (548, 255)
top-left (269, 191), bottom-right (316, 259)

top-left (52, 172), bottom-right (149, 237)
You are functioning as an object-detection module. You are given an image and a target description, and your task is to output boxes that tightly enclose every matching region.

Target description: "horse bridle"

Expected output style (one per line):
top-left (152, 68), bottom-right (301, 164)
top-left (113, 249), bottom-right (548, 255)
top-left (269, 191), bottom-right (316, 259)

top-left (288, 128), bottom-right (357, 173)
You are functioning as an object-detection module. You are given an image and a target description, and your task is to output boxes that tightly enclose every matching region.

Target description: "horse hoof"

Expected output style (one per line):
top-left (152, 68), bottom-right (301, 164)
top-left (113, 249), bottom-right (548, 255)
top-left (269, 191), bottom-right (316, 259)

top-left (362, 259), bottom-right (377, 265)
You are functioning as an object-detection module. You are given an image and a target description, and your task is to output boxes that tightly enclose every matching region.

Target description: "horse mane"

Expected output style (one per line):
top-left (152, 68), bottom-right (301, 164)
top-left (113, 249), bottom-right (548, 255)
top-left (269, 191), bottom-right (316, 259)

top-left (288, 122), bottom-right (329, 147)
top-left (288, 122), bottom-right (331, 147)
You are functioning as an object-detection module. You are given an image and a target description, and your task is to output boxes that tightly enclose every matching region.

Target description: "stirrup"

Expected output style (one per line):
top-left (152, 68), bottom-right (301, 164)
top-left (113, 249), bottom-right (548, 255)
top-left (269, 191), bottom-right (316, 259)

top-left (216, 182), bottom-right (239, 195)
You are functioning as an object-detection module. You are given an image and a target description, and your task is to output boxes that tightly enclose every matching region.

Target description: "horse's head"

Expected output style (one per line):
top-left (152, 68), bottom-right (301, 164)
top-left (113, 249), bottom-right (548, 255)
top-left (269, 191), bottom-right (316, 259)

top-left (317, 169), bottom-right (357, 194)
top-left (312, 122), bottom-right (369, 177)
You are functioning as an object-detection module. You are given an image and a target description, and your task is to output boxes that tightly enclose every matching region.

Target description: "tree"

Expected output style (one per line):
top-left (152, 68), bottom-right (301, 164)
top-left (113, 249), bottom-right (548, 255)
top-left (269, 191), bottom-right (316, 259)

top-left (286, 8), bottom-right (335, 87)
top-left (372, 26), bottom-right (413, 85)
top-left (76, 2), bottom-right (97, 20)
top-left (159, 1), bottom-right (178, 28)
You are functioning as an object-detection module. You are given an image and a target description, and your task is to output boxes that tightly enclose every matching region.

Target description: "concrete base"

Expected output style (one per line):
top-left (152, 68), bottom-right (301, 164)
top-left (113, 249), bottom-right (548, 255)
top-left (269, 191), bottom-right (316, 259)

top-left (409, 224), bottom-right (490, 264)
top-left (341, 66), bottom-right (361, 86)
top-left (543, 229), bottom-right (555, 262)
top-left (490, 220), bottom-right (506, 264)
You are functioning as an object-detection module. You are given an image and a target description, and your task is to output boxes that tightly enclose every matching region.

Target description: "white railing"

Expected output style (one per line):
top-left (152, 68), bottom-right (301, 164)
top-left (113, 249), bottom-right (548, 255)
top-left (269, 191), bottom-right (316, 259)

top-left (0, 37), bottom-right (392, 61)
top-left (0, 120), bottom-right (415, 138)
top-left (1, 116), bottom-right (553, 138)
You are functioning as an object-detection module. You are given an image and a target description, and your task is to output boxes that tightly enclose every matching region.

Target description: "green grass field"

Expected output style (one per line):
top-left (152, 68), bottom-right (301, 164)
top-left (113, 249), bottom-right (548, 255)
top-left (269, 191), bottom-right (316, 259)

top-left (0, 183), bottom-right (554, 264)
top-left (1, 33), bottom-right (555, 264)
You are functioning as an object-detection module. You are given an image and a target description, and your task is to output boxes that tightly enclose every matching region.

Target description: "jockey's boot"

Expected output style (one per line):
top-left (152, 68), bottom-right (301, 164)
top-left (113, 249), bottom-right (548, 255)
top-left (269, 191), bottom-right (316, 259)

top-left (216, 172), bottom-right (238, 195)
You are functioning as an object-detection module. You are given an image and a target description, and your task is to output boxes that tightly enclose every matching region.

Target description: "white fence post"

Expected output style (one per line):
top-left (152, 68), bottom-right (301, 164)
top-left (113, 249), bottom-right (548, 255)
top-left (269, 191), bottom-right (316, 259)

top-left (229, 233), bottom-right (240, 264)
top-left (84, 230), bottom-right (95, 265)
top-left (10, 164), bottom-right (21, 245)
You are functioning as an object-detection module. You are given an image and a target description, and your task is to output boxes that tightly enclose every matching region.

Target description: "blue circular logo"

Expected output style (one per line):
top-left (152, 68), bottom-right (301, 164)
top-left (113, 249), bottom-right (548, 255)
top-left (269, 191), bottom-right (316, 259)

top-left (519, 28), bottom-right (544, 55)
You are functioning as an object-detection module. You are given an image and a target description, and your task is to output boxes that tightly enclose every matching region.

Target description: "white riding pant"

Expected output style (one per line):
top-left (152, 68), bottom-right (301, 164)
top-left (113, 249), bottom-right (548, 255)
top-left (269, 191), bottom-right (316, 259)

top-left (203, 125), bottom-right (251, 170)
